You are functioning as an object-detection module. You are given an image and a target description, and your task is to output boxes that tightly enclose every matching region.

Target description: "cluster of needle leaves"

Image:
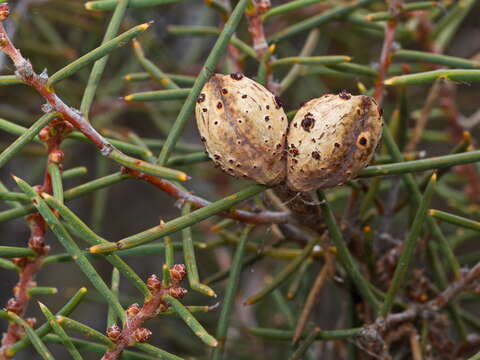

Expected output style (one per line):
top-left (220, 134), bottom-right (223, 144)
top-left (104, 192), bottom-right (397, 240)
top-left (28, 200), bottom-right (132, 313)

top-left (0, 0), bottom-right (480, 359)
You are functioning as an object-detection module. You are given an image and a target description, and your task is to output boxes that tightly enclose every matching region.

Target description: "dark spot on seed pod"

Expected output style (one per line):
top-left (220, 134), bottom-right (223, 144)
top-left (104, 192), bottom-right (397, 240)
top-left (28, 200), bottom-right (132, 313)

top-left (197, 93), bottom-right (205, 103)
top-left (293, 159), bottom-right (298, 164)
top-left (339, 90), bottom-right (351, 100)
top-left (274, 96), bottom-right (283, 109)
top-left (281, 117), bottom-right (284, 121)
top-left (200, 137), bottom-right (206, 142)
top-left (217, 102), bottom-right (223, 109)
top-left (266, 105), bottom-right (270, 110)
top-left (268, 125), bottom-right (272, 129)
top-left (230, 72), bottom-right (244, 80)
top-left (237, 140), bottom-right (242, 145)
top-left (289, 148), bottom-right (299, 157)
top-left (361, 96), bottom-right (372, 110)
top-left (228, 168), bottom-right (233, 172)
top-left (311, 139), bottom-right (316, 143)
top-left (202, 108), bottom-right (208, 112)
top-left (221, 88), bottom-right (228, 95)
top-left (272, 152), bottom-right (276, 156)
top-left (242, 94), bottom-right (247, 99)
top-left (293, 123), bottom-right (298, 128)
top-left (264, 140), bottom-right (268, 143)
top-left (379, 107), bottom-right (383, 117)
top-left (311, 151), bottom-right (321, 160)
top-left (228, 159), bottom-right (234, 164)
top-left (214, 121), bottom-right (218, 125)
top-left (264, 115), bottom-right (270, 122)
top-left (334, 142), bottom-right (340, 147)
top-left (301, 116), bottom-right (315, 132)
top-left (253, 165), bottom-right (257, 169)
top-left (357, 108), bottom-right (361, 115)
top-left (238, 119), bottom-right (242, 123)
top-left (214, 154), bottom-right (221, 160)
top-left (236, 164), bottom-right (241, 167)
top-left (318, 132), bottom-right (325, 140)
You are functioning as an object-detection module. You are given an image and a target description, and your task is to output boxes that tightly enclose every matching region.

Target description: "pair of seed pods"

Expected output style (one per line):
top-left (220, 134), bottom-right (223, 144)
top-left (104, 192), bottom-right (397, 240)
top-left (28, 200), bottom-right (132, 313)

top-left (195, 73), bottom-right (383, 192)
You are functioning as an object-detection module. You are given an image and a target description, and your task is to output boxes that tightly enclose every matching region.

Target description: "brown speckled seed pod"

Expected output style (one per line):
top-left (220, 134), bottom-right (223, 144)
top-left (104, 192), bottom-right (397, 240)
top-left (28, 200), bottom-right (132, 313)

top-left (286, 92), bottom-right (382, 192)
top-left (195, 73), bottom-right (288, 185)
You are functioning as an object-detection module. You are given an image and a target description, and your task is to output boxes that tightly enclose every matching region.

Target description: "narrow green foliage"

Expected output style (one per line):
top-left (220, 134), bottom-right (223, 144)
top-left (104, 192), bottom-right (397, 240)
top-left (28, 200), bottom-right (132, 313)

top-left (212, 225), bottom-right (253, 360)
top-left (164, 295), bottom-right (218, 347)
top-left (317, 191), bottom-right (380, 312)
top-left (289, 328), bottom-right (321, 360)
top-left (0, 113), bottom-right (59, 169)
top-left (358, 150), bottom-right (480, 178)
top-left (0, 246), bottom-right (36, 258)
top-left (181, 204), bottom-right (216, 296)
top-left (38, 303), bottom-right (83, 360)
top-left (107, 268), bottom-right (120, 327)
top-left (244, 237), bottom-right (318, 306)
top-left (167, 25), bottom-right (257, 59)
top-left (8, 288), bottom-right (88, 355)
top-left (365, 1), bottom-right (438, 21)
top-left (393, 49), bottom-right (480, 69)
top-left (0, 75), bottom-right (23, 85)
top-left (2, 311), bottom-right (55, 360)
top-left (124, 88), bottom-right (191, 102)
top-left (28, 287), bottom-right (58, 296)
top-left (43, 334), bottom-right (158, 360)
top-left (13, 177), bottom-right (125, 323)
top-left (0, 258), bottom-right (19, 272)
top-left (124, 72), bottom-right (196, 86)
top-left (249, 327), bottom-right (361, 340)
top-left (385, 69), bottom-right (480, 86)
top-left (108, 149), bottom-right (188, 181)
top-left (263, 0), bottom-right (326, 21)
top-left (56, 316), bottom-right (113, 346)
top-left (89, 184), bottom-right (267, 253)
top-left (80, 0), bottom-right (129, 118)
top-left (42, 194), bottom-right (151, 299)
top-left (380, 174), bottom-right (437, 317)
top-left (48, 23), bottom-right (151, 88)
top-left (48, 163), bottom-right (63, 203)
top-left (269, 0), bottom-right (378, 42)
top-left (85, 0), bottom-right (183, 11)
top-left (272, 55), bottom-right (350, 67)
top-left (132, 39), bottom-right (180, 90)
top-left (429, 209), bottom-right (480, 232)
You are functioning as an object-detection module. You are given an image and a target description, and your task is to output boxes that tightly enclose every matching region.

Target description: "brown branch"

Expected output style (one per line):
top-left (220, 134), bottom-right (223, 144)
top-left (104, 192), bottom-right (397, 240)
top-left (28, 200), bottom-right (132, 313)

top-left (102, 265), bottom-right (188, 360)
top-left (123, 168), bottom-right (291, 224)
top-left (374, 0), bottom-right (404, 106)
top-left (357, 262), bottom-right (480, 358)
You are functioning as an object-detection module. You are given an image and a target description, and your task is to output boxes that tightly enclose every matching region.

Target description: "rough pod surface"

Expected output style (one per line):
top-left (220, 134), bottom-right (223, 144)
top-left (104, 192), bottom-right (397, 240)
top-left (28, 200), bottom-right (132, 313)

top-left (286, 92), bottom-right (383, 192)
top-left (195, 73), bottom-right (288, 185)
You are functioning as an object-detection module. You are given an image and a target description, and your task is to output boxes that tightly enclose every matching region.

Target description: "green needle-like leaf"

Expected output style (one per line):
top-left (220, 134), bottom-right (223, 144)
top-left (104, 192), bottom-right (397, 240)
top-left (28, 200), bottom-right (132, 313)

top-left (0, 112), bottom-right (59, 169)
top-left (1, 311), bottom-right (55, 360)
top-left (48, 23), bottom-right (151, 88)
top-left (164, 295), bottom-right (218, 347)
top-left (85, 0), bottom-right (183, 11)
top-left (8, 287), bottom-right (88, 356)
top-left (13, 176), bottom-right (125, 323)
top-left (39, 302), bottom-right (83, 360)
top-left (89, 184), bottom-right (267, 253)
top-left (380, 173), bottom-right (437, 317)
top-left (212, 225), bottom-right (252, 359)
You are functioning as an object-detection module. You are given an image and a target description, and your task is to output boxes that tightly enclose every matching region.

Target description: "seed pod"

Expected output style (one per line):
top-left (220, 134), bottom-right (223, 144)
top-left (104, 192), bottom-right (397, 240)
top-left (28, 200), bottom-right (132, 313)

top-left (195, 73), bottom-right (288, 185)
top-left (286, 92), bottom-right (382, 192)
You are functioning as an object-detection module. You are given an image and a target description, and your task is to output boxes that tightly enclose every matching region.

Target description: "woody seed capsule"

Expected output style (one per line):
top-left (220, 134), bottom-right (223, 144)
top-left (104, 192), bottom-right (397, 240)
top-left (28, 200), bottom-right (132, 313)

top-left (195, 73), bottom-right (288, 185)
top-left (286, 93), bottom-right (382, 192)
